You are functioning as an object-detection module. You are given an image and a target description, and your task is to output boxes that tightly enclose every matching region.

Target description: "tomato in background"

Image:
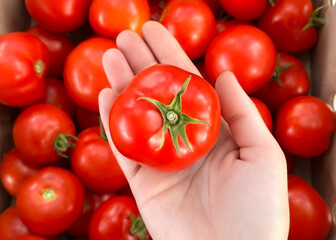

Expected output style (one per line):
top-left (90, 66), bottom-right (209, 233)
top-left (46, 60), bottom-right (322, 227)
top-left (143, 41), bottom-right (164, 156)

top-left (257, 0), bottom-right (322, 53)
top-left (203, 0), bottom-right (223, 17)
top-left (205, 25), bottom-right (277, 94)
top-left (17, 167), bottom-right (85, 236)
top-left (27, 25), bottom-right (75, 77)
top-left (75, 107), bottom-right (101, 131)
top-left (253, 53), bottom-right (310, 113)
top-left (274, 96), bottom-right (335, 158)
top-left (89, 0), bottom-right (150, 38)
top-left (148, 0), bottom-right (168, 21)
top-left (218, 0), bottom-right (267, 21)
top-left (250, 97), bottom-right (273, 132)
top-left (216, 19), bottom-right (254, 34)
top-left (0, 32), bottom-right (49, 107)
top-left (64, 37), bottom-right (117, 112)
top-left (288, 174), bottom-right (332, 240)
top-left (159, 0), bottom-right (217, 60)
top-left (13, 104), bottom-right (76, 166)
top-left (25, 0), bottom-right (92, 33)
top-left (16, 236), bottom-right (48, 240)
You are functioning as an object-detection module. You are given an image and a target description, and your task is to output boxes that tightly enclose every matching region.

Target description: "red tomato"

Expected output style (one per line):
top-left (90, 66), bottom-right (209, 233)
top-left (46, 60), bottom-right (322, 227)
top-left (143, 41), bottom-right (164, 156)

top-left (274, 96), bottom-right (335, 157)
top-left (218, 0), bottom-right (267, 20)
top-left (27, 25), bottom-right (75, 77)
top-left (13, 104), bottom-right (76, 166)
top-left (250, 97), bottom-right (273, 132)
top-left (15, 236), bottom-right (48, 240)
top-left (0, 32), bottom-right (49, 107)
top-left (89, 196), bottom-right (151, 240)
top-left (148, 0), bottom-right (169, 21)
top-left (159, 0), bottom-right (217, 60)
top-left (203, 0), bottom-right (223, 17)
top-left (70, 126), bottom-right (128, 193)
top-left (253, 53), bottom-right (310, 113)
top-left (216, 19), bottom-right (254, 34)
top-left (24, 0), bottom-right (92, 33)
top-left (64, 37), bottom-right (117, 112)
top-left (0, 148), bottom-right (40, 197)
top-left (288, 174), bottom-right (332, 240)
top-left (89, 0), bottom-right (150, 38)
top-left (17, 167), bottom-right (85, 236)
top-left (75, 106), bottom-right (100, 131)
top-left (257, 0), bottom-right (320, 53)
top-left (205, 25), bottom-right (277, 94)
top-left (109, 64), bottom-right (221, 172)
top-left (0, 205), bottom-right (30, 240)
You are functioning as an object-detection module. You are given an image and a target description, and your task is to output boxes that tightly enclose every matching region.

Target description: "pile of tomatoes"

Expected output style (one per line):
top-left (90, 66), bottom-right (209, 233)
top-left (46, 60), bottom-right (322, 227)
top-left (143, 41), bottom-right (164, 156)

top-left (0, 0), bottom-right (334, 239)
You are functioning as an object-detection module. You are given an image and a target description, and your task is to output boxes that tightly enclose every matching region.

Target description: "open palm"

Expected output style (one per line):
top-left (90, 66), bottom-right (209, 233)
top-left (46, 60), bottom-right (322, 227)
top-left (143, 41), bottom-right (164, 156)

top-left (99, 21), bottom-right (289, 240)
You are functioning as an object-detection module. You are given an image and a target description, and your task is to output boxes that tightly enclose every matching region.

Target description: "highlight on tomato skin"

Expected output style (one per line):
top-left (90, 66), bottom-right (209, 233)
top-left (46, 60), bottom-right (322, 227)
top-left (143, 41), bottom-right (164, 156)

top-left (109, 64), bottom-right (221, 172)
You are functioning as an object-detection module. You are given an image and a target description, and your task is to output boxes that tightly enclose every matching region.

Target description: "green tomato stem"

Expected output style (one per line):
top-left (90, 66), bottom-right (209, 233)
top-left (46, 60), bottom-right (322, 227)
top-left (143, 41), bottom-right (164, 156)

top-left (130, 215), bottom-right (148, 239)
top-left (53, 134), bottom-right (77, 158)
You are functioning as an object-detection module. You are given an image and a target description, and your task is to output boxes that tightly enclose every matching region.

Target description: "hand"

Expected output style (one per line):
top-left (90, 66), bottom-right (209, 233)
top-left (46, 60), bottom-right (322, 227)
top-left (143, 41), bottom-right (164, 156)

top-left (99, 21), bottom-right (289, 240)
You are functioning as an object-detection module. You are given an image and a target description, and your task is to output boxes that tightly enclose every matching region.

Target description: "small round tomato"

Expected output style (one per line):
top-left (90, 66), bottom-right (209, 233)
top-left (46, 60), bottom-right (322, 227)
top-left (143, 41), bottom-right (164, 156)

top-left (250, 97), bottom-right (273, 132)
top-left (274, 96), bottom-right (335, 157)
top-left (159, 0), bottom-right (217, 60)
top-left (109, 64), bottom-right (221, 172)
top-left (89, 0), bottom-right (150, 38)
top-left (70, 126), bottom-right (128, 193)
top-left (64, 37), bottom-right (117, 112)
top-left (89, 196), bottom-right (151, 240)
top-left (13, 104), bottom-right (76, 166)
top-left (0, 32), bottom-right (50, 107)
top-left (17, 167), bottom-right (85, 236)
top-left (0, 148), bottom-right (40, 197)
top-left (288, 174), bottom-right (332, 240)
top-left (27, 25), bottom-right (75, 77)
top-left (25, 0), bottom-right (92, 33)
top-left (219, 0), bottom-right (267, 21)
top-left (253, 53), bottom-right (310, 113)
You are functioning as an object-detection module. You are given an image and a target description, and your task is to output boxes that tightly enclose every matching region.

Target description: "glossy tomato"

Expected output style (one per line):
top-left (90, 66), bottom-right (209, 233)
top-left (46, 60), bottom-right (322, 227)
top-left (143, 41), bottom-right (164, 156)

top-left (257, 0), bottom-right (322, 53)
top-left (17, 167), bottom-right (85, 236)
top-left (250, 97), bottom-right (273, 132)
top-left (70, 126), bottom-right (128, 193)
top-left (288, 174), bottom-right (332, 240)
top-left (274, 96), bottom-right (335, 157)
top-left (89, 196), bottom-right (151, 240)
top-left (253, 53), bottom-right (310, 113)
top-left (13, 104), bottom-right (76, 166)
top-left (159, 0), bottom-right (217, 60)
top-left (25, 0), bottom-right (92, 33)
top-left (89, 0), bottom-right (150, 38)
top-left (218, 0), bottom-right (267, 20)
top-left (27, 25), bottom-right (75, 77)
top-left (0, 32), bottom-right (49, 107)
top-left (205, 25), bottom-right (277, 94)
top-left (64, 37), bottom-right (117, 112)
top-left (109, 64), bottom-right (221, 172)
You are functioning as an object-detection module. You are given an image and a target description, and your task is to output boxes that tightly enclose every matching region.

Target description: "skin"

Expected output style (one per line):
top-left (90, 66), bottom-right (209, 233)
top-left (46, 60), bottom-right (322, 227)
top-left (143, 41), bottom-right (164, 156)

top-left (98, 21), bottom-right (289, 240)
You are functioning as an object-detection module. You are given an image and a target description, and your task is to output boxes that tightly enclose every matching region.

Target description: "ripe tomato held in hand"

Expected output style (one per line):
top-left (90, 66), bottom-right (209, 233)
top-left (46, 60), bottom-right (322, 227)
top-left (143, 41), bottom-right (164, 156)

top-left (17, 167), bottom-right (85, 236)
top-left (218, 0), bottom-right (267, 21)
top-left (205, 25), bottom-right (277, 94)
top-left (274, 96), bottom-right (335, 158)
top-left (109, 64), bottom-right (221, 172)
top-left (288, 174), bottom-right (332, 240)
top-left (0, 32), bottom-right (49, 107)
top-left (89, 196), bottom-right (151, 240)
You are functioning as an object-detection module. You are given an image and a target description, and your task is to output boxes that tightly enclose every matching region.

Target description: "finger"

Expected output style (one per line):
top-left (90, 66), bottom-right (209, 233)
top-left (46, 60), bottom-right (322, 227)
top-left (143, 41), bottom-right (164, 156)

top-left (98, 88), bottom-right (140, 181)
top-left (102, 48), bottom-right (134, 94)
top-left (142, 21), bottom-right (201, 77)
top-left (215, 71), bottom-right (277, 150)
top-left (116, 30), bottom-right (158, 74)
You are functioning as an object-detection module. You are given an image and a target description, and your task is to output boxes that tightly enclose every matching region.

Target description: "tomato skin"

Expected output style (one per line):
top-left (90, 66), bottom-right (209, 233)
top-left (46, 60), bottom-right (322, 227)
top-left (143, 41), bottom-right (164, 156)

top-left (205, 25), bottom-right (277, 94)
top-left (64, 37), bottom-right (117, 112)
top-left (27, 26), bottom-right (75, 77)
top-left (219, 0), bottom-right (266, 21)
top-left (25, 0), bottom-right (92, 33)
top-left (160, 0), bottom-right (217, 60)
top-left (216, 19), bottom-right (254, 34)
top-left (17, 167), bottom-right (85, 236)
top-left (75, 107), bottom-right (101, 131)
top-left (253, 53), bottom-right (310, 113)
top-left (15, 236), bottom-right (48, 240)
top-left (13, 104), bottom-right (76, 166)
top-left (109, 64), bottom-right (221, 172)
top-left (274, 96), bottom-right (335, 158)
top-left (257, 0), bottom-right (317, 53)
top-left (89, 0), bottom-right (150, 38)
top-left (70, 126), bottom-right (128, 193)
top-left (0, 32), bottom-right (50, 107)
top-left (89, 196), bottom-right (150, 240)
top-left (288, 174), bottom-right (332, 240)
top-left (250, 97), bottom-right (273, 132)
top-left (0, 148), bottom-right (40, 197)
